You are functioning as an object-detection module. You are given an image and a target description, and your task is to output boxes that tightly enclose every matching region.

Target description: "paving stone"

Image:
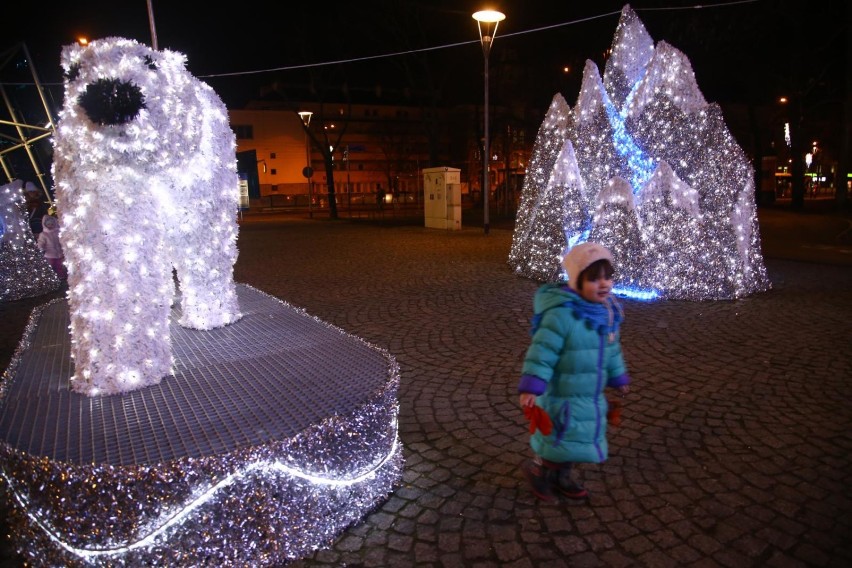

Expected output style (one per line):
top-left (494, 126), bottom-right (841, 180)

top-left (387, 533), bottom-right (414, 553)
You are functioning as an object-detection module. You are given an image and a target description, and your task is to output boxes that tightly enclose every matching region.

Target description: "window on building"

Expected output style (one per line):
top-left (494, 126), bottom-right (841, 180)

top-left (233, 125), bottom-right (253, 139)
top-left (270, 169), bottom-right (277, 175)
top-left (270, 152), bottom-right (276, 159)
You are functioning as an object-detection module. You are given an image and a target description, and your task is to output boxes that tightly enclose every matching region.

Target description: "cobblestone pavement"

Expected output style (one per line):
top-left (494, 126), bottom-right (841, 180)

top-left (1, 208), bottom-right (851, 567)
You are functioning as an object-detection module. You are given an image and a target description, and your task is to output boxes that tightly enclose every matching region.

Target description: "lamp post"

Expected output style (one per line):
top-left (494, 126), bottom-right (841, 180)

top-left (345, 145), bottom-right (352, 217)
top-left (298, 111), bottom-right (314, 217)
top-left (146, 0), bottom-right (158, 50)
top-left (473, 9), bottom-right (505, 235)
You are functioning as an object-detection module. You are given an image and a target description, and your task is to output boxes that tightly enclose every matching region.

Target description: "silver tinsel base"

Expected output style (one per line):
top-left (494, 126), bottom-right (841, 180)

top-left (0, 283), bottom-right (402, 566)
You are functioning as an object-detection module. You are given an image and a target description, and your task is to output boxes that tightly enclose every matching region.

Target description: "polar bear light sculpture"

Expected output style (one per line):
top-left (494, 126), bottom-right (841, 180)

top-left (52, 37), bottom-right (242, 396)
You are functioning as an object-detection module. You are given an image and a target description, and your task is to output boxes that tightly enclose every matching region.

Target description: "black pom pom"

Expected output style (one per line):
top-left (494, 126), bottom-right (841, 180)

top-left (77, 78), bottom-right (146, 126)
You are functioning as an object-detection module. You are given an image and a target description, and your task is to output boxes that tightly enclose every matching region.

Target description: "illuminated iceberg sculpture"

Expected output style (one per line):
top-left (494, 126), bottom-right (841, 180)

top-left (509, 4), bottom-right (771, 300)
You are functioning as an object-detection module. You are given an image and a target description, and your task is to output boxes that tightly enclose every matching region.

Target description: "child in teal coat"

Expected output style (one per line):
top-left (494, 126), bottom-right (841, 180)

top-left (518, 242), bottom-right (631, 501)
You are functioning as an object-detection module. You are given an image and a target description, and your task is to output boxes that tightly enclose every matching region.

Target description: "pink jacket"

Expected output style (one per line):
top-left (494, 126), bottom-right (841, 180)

top-left (37, 217), bottom-right (64, 259)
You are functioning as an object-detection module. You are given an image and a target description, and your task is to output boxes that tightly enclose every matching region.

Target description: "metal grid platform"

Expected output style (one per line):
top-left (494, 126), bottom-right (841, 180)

top-left (0, 284), bottom-right (391, 466)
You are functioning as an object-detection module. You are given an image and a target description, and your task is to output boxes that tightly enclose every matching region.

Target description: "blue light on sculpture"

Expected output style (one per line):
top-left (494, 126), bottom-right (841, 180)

top-left (604, 98), bottom-right (655, 192)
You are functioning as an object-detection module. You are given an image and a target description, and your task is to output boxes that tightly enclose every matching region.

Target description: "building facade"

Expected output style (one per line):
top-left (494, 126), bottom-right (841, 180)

top-left (229, 91), bottom-right (534, 213)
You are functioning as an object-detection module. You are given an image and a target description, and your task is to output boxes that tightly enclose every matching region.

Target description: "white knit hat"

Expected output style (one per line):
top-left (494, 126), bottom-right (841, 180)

top-left (562, 242), bottom-right (614, 291)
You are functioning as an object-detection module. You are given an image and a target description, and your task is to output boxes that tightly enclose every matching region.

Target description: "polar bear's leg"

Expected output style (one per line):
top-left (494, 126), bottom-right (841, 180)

top-left (63, 191), bottom-right (174, 396)
top-left (170, 176), bottom-right (241, 331)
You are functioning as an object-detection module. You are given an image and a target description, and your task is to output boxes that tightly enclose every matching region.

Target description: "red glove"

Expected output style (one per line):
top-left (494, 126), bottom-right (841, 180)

top-left (524, 405), bottom-right (553, 435)
top-left (607, 397), bottom-right (623, 427)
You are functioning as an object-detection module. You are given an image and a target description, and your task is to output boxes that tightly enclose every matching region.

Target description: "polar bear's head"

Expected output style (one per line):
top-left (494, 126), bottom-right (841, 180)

top-left (57, 37), bottom-right (219, 169)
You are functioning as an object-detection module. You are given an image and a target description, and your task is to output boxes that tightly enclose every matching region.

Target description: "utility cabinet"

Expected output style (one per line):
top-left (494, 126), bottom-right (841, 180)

top-left (423, 167), bottom-right (461, 230)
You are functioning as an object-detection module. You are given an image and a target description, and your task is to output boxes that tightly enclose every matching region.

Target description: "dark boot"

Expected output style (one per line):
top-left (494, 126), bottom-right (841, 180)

top-left (521, 458), bottom-right (557, 502)
top-left (555, 463), bottom-right (588, 499)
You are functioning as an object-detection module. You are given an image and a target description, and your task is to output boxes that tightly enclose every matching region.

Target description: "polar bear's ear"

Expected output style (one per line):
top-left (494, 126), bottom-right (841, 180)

top-left (159, 49), bottom-right (188, 73)
top-left (60, 43), bottom-right (83, 74)
top-left (63, 63), bottom-right (81, 83)
top-left (143, 55), bottom-right (159, 71)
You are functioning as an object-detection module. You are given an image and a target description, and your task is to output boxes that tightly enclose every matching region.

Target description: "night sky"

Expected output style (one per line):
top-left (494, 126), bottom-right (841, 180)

top-left (4, 1), bottom-right (848, 111)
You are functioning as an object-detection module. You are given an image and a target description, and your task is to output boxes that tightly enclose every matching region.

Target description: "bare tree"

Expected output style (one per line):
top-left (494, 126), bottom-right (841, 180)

top-left (300, 97), bottom-right (352, 220)
top-left (370, 119), bottom-right (421, 193)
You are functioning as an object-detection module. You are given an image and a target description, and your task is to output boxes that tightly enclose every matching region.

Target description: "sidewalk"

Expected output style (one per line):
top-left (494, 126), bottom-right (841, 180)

top-left (755, 199), bottom-right (852, 265)
top-left (1, 203), bottom-right (850, 566)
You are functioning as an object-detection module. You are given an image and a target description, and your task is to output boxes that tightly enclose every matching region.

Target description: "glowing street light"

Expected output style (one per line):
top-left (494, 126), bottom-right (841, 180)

top-left (298, 111), bottom-right (313, 218)
top-left (473, 9), bottom-right (505, 235)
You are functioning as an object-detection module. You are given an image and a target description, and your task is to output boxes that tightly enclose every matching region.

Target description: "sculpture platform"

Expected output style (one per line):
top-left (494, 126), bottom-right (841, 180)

top-left (0, 283), bottom-right (402, 566)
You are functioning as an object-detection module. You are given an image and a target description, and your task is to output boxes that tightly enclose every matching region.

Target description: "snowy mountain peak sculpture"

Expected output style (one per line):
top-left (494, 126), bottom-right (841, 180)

top-left (509, 4), bottom-right (771, 300)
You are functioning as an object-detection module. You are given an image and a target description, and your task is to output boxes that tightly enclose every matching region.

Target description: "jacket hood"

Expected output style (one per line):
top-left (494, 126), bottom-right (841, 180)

top-left (532, 283), bottom-right (624, 337)
top-left (532, 283), bottom-right (579, 314)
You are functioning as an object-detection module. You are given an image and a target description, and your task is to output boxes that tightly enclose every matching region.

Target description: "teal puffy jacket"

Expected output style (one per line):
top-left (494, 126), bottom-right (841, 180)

top-left (519, 283), bottom-right (630, 464)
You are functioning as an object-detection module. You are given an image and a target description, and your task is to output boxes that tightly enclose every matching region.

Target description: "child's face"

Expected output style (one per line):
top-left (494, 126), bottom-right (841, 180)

top-left (578, 266), bottom-right (613, 303)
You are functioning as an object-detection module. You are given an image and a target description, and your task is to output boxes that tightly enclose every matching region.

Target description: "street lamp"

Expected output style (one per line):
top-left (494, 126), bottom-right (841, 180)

top-left (473, 9), bottom-right (505, 235)
top-left (298, 111), bottom-right (313, 218)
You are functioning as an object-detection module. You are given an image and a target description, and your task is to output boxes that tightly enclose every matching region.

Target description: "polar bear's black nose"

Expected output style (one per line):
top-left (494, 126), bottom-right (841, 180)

top-left (77, 78), bottom-right (146, 126)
